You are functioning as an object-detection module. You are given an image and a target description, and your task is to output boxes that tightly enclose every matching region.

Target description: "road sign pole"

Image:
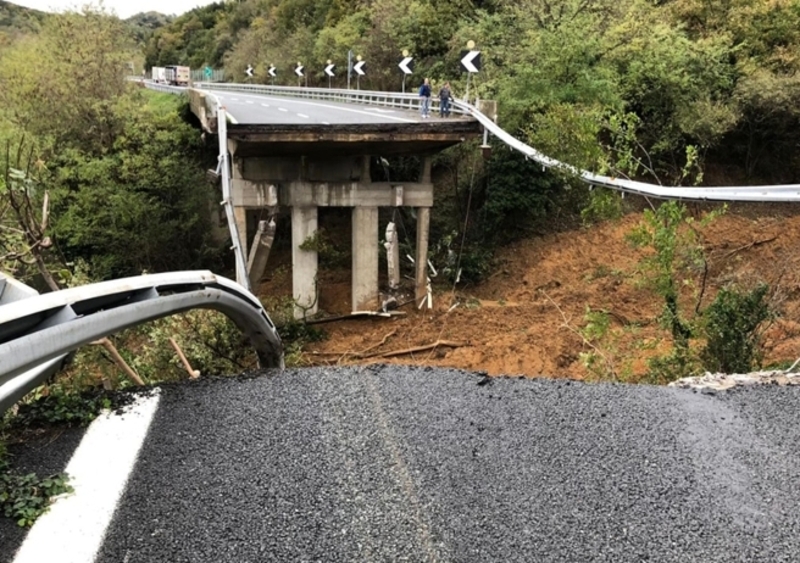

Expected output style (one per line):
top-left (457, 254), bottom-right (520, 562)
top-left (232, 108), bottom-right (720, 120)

top-left (402, 75), bottom-right (406, 94)
top-left (465, 73), bottom-right (472, 103)
top-left (347, 50), bottom-right (352, 90)
top-left (357, 75), bottom-right (360, 90)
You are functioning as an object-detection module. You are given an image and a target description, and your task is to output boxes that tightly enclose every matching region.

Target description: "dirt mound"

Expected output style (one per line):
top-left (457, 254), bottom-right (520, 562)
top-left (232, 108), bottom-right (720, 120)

top-left (257, 203), bottom-right (800, 382)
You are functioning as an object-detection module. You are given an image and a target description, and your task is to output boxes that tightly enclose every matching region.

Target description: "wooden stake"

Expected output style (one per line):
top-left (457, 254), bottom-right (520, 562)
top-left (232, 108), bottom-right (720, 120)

top-left (94, 338), bottom-right (145, 386)
top-left (169, 337), bottom-right (200, 379)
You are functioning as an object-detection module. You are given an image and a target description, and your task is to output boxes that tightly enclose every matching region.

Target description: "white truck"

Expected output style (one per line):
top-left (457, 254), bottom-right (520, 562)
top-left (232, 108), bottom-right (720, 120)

top-left (164, 65), bottom-right (191, 87)
top-left (151, 66), bottom-right (166, 83)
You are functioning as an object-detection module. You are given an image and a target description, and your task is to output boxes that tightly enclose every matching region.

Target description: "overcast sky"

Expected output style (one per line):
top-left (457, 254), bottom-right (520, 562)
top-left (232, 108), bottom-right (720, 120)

top-left (9, 0), bottom-right (217, 19)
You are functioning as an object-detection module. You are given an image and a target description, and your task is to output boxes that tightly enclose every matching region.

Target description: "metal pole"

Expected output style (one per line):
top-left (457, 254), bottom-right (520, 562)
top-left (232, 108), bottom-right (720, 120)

top-left (347, 50), bottom-right (352, 90)
top-left (465, 73), bottom-right (472, 103)
top-left (402, 75), bottom-right (406, 93)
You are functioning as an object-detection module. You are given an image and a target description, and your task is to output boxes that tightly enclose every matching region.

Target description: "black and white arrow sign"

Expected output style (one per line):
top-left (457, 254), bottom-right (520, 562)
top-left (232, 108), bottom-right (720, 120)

top-left (460, 50), bottom-right (481, 73)
top-left (295, 64), bottom-right (304, 77)
top-left (324, 63), bottom-right (335, 77)
top-left (398, 56), bottom-right (414, 75)
top-left (268, 65), bottom-right (276, 78)
top-left (245, 64), bottom-right (254, 77)
top-left (353, 60), bottom-right (366, 76)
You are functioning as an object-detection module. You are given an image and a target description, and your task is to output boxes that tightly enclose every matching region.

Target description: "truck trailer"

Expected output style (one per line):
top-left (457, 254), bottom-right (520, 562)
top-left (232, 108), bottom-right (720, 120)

top-left (164, 65), bottom-right (191, 87)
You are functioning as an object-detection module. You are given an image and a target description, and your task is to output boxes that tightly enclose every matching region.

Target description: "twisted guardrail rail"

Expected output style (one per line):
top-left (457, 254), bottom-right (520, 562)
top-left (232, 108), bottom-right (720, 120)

top-left (0, 271), bottom-right (283, 413)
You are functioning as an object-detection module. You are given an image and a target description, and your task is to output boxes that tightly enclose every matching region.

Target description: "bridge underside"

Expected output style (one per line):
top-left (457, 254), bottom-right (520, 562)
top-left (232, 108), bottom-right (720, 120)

top-left (226, 123), bottom-right (481, 318)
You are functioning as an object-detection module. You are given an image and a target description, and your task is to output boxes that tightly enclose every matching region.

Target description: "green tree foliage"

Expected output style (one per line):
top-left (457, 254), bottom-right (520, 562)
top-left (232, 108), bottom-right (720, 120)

top-left (50, 92), bottom-right (218, 279)
top-left (0, 7), bottom-right (220, 283)
top-left (0, 0), bottom-right (46, 46)
top-left (701, 283), bottom-right (773, 374)
top-left (0, 9), bottom-right (133, 153)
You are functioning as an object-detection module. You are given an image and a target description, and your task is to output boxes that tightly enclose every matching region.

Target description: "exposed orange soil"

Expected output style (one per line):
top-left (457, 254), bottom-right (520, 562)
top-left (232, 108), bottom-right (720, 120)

top-left (256, 203), bottom-right (800, 382)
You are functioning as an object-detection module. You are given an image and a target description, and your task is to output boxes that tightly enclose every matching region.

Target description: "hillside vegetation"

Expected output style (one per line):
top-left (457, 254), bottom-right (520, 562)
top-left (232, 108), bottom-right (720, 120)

top-left (146, 0), bottom-right (800, 186)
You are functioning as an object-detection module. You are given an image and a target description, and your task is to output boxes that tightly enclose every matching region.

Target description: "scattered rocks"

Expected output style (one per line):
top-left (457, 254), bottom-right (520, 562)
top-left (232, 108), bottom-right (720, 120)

top-left (669, 370), bottom-right (800, 390)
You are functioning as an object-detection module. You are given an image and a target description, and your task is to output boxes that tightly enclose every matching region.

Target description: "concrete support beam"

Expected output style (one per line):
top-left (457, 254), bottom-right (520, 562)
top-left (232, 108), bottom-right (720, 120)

top-left (278, 182), bottom-right (433, 208)
top-left (247, 218), bottom-right (276, 289)
top-left (415, 207), bottom-right (431, 309)
top-left (352, 207), bottom-right (379, 312)
top-left (292, 206), bottom-right (318, 319)
top-left (231, 179), bottom-right (278, 208)
top-left (233, 206), bottom-right (248, 258)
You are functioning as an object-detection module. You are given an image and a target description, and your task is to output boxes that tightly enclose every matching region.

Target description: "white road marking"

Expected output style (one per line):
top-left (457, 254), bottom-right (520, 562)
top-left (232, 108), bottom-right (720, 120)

top-left (278, 108), bottom-right (288, 112)
top-left (297, 113), bottom-right (309, 118)
top-left (322, 121), bottom-right (331, 125)
top-left (12, 392), bottom-right (161, 563)
top-left (245, 100), bottom-right (254, 104)
top-left (365, 108), bottom-right (397, 114)
top-left (261, 103), bottom-right (270, 107)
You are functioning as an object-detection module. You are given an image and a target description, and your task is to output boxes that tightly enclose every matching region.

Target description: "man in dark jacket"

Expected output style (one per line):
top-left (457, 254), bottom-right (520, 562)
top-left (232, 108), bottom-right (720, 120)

top-left (439, 82), bottom-right (452, 117)
top-left (419, 78), bottom-right (432, 118)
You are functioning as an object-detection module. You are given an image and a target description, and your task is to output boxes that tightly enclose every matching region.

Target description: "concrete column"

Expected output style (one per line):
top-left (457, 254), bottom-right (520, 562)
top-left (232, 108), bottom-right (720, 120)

top-left (415, 207), bottom-right (431, 308)
top-left (420, 155), bottom-right (433, 183)
top-left (352, 207), bottom-right (379, 312)
top-left (292, 206), bottom-right (318, 319)
top-left (233, 206), bottom-right (248, 258)
top-left (385, 222), bottom-right (400, 290)
top-left (247, 218), bottom-right (276, 289)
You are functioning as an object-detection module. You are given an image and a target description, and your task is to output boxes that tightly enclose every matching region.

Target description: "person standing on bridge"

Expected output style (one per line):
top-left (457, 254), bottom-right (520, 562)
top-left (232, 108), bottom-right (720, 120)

top-left (439, 82), bottom-right (453, 118)
top-left (419, 78), bottom-right (432, 119)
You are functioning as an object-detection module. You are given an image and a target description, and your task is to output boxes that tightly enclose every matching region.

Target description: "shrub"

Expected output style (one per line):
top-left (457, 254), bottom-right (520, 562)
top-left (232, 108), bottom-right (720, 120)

top-left (700, 283), bottom-right (773, 374)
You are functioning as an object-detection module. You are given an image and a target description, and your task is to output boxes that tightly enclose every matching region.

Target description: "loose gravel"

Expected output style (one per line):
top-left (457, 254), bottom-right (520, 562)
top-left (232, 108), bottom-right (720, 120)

top-left (89, 366), bottom-right (800, 562)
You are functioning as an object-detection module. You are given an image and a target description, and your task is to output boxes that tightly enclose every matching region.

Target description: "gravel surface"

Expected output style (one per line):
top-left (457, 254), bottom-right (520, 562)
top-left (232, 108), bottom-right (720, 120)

top-left (89, 366), bottom-right (800, 562)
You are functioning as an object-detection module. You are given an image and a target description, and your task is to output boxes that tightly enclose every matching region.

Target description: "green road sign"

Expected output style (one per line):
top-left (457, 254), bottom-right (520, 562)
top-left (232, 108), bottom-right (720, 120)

top-left (204, 66), bottom-right (212, 78)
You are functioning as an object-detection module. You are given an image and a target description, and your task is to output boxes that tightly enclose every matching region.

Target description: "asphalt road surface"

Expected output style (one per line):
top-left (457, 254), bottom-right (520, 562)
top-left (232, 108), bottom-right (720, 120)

top-left (5, 366), bottom-right (800, 562)
top-left (202, 88), bottom-right (456, 125)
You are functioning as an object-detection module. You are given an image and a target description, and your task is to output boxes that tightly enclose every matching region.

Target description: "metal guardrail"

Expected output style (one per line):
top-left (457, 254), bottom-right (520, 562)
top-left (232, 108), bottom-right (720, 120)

top-left (195, 82), bottom-right (800, 202)
top-left (0, 271), bottom-right (283, 413)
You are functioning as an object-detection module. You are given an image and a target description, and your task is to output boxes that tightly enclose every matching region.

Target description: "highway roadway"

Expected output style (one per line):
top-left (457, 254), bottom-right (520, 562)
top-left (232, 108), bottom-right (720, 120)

top-left (4, 366), bottom-right (800, 562)
top-left (201, 88), bottom-right (452, 125)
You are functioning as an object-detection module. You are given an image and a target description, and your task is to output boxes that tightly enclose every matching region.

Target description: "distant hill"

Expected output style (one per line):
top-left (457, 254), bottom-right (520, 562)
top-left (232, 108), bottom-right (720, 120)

top-left (0, 0), bottom-right (46, 40)
top-left (126, 11), bottom-right (174, 45)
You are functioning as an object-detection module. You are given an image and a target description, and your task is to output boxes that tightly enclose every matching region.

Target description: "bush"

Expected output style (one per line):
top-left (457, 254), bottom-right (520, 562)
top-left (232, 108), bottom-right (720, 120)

top-left (700, 283), bottom-right (773, 374)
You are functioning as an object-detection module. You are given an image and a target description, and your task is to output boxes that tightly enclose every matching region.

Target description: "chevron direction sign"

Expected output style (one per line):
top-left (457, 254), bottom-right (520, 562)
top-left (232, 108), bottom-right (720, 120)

top-left (353, 60), bottom-right (366, 76)
top-left (324, 63), bottom-right (335, 77)
top-left (460, 50), bottom-right (481, 73)
top-left (268, 65), bottom-right (276, 78)
top-left (398, 56), bottom-right (414, 74)
top-left (295, 63), bottom-right (304, 77)
top-left (245, 64), bottom-right (254, 77)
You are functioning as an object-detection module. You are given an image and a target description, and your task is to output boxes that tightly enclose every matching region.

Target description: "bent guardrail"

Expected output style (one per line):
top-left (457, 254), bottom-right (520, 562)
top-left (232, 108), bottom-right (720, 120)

top-left (0, 271), bottom-right (283, 413)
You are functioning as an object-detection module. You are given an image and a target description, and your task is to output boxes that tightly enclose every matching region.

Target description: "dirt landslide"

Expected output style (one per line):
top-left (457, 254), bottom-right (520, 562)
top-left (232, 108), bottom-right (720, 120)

top-left (256, 202), bottom-right (800, 382)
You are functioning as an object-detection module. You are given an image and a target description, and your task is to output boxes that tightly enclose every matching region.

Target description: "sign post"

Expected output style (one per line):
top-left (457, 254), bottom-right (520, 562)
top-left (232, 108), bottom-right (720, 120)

top-left (399, 49), bottom-right (414, 93)
top-left (325, 60), bottom-right (335, 88)
top-left (353, 55), bottom-right (365, 90)
top-left (460, 40), bottom-right (481, 103)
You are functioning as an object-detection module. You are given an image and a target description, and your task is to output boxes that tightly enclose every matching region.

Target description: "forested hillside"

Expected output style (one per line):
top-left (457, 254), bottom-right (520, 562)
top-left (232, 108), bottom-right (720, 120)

top-left (0, 0), bottom-right (45, 44)
top-left (145, 0), bottom-right (800, 187)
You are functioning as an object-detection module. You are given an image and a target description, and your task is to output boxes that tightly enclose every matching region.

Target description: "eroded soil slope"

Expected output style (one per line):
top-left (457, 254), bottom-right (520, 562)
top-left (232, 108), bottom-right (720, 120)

top-left (257, 203), bottom-right (800, 381)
